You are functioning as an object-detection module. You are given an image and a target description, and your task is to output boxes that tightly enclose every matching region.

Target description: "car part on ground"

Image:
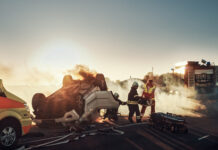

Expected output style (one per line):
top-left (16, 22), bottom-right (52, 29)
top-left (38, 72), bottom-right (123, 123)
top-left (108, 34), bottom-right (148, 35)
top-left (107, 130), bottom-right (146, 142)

top-left (19, 121), bottom-right (148, 150)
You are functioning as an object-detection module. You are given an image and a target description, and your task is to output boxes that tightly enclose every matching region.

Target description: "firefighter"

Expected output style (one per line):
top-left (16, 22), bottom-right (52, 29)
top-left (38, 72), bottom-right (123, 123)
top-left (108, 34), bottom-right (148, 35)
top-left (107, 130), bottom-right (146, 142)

top-left (104, 92), bottom-right (126, 121)
top-left (114, 92), bottom-right (126, 105)
top-left (141, 79), bottom-right (156, 117)
top-left (127, 81), bottom-right (141, 123)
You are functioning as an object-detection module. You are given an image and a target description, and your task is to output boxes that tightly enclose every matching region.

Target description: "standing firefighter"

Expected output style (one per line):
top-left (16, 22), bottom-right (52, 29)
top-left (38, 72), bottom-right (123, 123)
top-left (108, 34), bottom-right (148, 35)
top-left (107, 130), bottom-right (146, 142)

top-left (141, 79), bottom-right (156, 117)
top-left (104, 92), bottom-right (126, 121)
top-left (128, 81), bottom-right (141, 123)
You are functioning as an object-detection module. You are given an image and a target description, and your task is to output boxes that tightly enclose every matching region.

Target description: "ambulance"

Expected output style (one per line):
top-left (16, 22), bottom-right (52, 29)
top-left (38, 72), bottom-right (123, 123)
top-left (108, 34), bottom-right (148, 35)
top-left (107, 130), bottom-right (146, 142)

top-left (0, 79), bottom-right (32, 149)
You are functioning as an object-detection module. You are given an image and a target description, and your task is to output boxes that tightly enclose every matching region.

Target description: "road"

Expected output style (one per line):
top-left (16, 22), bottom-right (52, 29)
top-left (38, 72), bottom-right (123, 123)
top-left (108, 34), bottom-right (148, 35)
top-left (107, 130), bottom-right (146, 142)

top-left (18, 116), bottom-right (218, 150)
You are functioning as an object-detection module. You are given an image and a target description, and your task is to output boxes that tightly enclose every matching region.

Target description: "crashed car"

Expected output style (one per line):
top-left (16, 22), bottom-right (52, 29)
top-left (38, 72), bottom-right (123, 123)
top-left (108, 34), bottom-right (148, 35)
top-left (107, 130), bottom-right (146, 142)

top-left (32, 73), bottom-right (120, 127)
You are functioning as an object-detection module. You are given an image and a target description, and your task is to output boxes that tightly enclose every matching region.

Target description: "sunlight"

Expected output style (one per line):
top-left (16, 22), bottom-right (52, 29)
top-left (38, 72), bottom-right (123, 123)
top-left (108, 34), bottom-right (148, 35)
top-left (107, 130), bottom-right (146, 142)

top-left (174, 61), bottom-right (187, 74)
top-left (37, 41), bottom-right (82, 68)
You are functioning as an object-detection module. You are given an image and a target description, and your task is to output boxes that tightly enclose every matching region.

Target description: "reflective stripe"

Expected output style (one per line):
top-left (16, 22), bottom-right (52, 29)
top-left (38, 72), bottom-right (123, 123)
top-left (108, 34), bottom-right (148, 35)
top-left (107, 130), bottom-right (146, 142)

top-left (144, 84), bottom-right (156, 94)
top-left (127, 101), bottom-right (138, 104)
top-left (22, 124), bottom-right (32, 135)
top-left (0, 97), bottom-right (24, 109)
top-left (136, 116), bottom-right (141, 119)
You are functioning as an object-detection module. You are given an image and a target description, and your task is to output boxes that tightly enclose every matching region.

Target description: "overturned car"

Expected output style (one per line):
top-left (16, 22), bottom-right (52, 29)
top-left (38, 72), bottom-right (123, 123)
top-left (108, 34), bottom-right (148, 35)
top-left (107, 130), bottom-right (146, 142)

top-left (32, 73), bottom-right (119, 128)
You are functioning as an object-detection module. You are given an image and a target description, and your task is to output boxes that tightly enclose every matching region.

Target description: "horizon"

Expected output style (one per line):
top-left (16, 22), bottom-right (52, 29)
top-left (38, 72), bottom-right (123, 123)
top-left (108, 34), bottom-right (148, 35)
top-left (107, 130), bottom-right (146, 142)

top-left (0, 0), bottom-right (218, 82)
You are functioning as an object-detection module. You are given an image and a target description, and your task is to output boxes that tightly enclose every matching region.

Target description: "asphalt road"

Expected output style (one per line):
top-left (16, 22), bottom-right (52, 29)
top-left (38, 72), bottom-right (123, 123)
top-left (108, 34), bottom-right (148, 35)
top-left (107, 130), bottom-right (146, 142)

top-left (18, 117), bottom-right (218, 150)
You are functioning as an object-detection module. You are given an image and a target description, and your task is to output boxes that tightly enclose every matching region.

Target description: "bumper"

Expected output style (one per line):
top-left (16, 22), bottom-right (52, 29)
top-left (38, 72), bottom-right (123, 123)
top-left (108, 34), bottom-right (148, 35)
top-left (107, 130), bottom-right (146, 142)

top-left (21, 118), bottom-right (32, 135)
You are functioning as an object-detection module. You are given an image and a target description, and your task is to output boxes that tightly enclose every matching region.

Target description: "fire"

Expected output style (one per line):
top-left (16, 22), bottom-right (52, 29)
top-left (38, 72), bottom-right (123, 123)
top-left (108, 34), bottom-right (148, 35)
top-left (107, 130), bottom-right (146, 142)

top-left (95, 117), bottom-right (104, 123)
top-left (174, 61), bottom-right (187, 74)
top-left (66, 65), bottom-right (97, 80)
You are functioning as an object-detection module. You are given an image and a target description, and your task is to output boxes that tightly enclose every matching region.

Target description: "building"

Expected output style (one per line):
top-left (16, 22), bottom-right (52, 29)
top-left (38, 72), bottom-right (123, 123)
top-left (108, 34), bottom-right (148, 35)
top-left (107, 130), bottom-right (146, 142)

top-left (184, 61), bottom-right (218, 93)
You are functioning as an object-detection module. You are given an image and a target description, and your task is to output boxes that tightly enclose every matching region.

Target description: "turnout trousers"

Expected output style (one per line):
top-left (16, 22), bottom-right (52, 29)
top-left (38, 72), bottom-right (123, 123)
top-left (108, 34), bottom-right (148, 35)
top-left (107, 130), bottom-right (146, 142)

top-left (141, 100), bottom-right (155, 117)
top-left (128, 104), bottom-right (141, 123)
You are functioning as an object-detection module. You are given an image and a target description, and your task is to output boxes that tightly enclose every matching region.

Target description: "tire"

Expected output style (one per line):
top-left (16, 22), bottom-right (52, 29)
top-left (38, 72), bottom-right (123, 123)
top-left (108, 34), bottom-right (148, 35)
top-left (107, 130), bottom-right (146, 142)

top-left (0, 119), bottom-right (21, 150)
top-left (95, 74), bottom-right (107, 91)
top-left (32, 93), bottom-right (46, 118)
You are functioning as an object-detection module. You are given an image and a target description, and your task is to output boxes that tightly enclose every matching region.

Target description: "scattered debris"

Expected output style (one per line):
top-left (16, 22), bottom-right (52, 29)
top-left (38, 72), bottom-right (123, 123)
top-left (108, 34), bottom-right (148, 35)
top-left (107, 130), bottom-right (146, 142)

top-left (198, 135), bottom-right (210, 141)
top-left (21, 122), bottom-right (148, 150)
top-left (25, 132), bottom-right (75, 150)
top-left (44, 139), bottom-right (70, 147)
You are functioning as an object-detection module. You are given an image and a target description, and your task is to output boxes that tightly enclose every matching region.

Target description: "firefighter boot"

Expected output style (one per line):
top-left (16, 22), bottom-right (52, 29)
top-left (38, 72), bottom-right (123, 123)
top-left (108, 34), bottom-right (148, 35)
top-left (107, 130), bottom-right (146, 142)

top-left (136, 116), bottom-right (141, 123)
top-left (128, 117), bottom-right (133, 123)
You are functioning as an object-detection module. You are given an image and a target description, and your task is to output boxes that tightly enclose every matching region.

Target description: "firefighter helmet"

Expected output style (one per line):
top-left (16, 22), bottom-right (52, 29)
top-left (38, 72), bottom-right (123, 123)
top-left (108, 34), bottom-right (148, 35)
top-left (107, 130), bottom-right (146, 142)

top-left (132, 81), bottom-right (139, 88)
top-left (114, 92), bottom-right (119, 99)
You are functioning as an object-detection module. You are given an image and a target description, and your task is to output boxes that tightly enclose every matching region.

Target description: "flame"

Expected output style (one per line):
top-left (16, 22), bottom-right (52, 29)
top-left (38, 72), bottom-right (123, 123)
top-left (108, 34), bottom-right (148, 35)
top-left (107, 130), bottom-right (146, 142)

top-left (95, 117), bottom-right (104, 123)
top-left (65, 65), bottom-right (97, 80)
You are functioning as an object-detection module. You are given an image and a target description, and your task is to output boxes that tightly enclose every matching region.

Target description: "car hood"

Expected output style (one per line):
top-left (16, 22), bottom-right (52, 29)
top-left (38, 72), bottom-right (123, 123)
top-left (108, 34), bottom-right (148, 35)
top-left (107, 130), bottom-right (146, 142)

top-left (0, 79), bottom-right (26, 104)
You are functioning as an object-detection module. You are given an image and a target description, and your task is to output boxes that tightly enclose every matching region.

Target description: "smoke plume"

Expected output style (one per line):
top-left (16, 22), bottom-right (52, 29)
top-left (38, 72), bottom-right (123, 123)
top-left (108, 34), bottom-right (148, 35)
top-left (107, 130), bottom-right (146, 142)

top-left (0, 63), bottom-right (13, 77)
top-left (0, 64), bottom-right (217, 118)
top-left (106, 76), bottom-right (206, 117)
top-left (65, 65), bottom-right (97, 81)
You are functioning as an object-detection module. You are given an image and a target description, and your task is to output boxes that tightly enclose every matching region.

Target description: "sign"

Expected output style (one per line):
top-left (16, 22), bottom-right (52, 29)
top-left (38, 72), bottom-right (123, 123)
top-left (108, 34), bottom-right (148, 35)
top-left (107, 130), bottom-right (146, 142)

top-left (195, 69), bottom-right (213, 74)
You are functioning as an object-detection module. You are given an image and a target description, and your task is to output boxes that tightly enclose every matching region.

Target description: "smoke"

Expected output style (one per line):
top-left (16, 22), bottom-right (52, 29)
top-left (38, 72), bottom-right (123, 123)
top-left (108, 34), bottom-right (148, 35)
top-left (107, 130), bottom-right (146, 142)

top-left (194, 90), bottom-right (218, 119)
top-left (65, 65), bottom-right (97, 81)
top-left (155, 87), bottom-right (205, 117)
top-left (106, 78), bottom-right (144, 115)
top-left (106, 76), bottom-right (206, 117)
top-left (1, 64), bottom-right (97, 113)
top-left (0, 63), bottom-right (13, 77)
top-left (0, 63), bottom-right (217, 118)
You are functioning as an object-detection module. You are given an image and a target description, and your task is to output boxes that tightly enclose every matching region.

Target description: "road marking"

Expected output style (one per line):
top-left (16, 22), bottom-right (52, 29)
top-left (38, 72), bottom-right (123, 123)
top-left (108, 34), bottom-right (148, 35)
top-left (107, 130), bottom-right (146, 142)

top-left (125, 138), bottom-right (144, 150)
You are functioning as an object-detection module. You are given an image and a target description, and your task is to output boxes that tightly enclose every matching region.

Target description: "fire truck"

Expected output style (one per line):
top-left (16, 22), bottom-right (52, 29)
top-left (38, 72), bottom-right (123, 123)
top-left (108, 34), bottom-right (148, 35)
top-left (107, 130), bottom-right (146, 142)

top-left (184, 60), bottom-right (218, 94)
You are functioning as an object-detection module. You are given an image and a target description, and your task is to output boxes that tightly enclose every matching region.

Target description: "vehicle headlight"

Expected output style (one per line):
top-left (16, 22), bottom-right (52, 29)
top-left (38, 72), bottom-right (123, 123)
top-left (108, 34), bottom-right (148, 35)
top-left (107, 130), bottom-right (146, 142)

top-left (24, 103), bottom-right (30, 112)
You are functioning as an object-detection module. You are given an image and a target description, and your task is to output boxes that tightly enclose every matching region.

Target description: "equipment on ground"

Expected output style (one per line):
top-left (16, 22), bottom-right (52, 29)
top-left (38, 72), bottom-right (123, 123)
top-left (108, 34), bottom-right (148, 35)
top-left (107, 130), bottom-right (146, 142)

top-left (149, 112), bottom-right (188, 133)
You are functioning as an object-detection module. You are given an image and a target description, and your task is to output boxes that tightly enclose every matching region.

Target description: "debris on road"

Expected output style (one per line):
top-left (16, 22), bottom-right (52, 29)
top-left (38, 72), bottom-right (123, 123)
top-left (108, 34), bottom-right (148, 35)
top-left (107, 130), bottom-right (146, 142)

top-left (198, 135), bottom-right (210, 141)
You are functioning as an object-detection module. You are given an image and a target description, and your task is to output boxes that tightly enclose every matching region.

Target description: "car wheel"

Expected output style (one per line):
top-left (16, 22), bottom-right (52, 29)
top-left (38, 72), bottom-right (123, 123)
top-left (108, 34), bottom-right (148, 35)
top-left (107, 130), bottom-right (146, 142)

top-left (0, 120), bottom-right (20, 150)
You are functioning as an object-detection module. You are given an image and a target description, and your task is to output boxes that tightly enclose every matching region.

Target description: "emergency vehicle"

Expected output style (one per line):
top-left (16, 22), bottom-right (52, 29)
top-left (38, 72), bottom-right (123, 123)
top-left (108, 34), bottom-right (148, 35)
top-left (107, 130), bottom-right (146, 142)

top-left (0, 79), bottom-right (32, 149)
top-left (184, 61), bottom-right (218, 93)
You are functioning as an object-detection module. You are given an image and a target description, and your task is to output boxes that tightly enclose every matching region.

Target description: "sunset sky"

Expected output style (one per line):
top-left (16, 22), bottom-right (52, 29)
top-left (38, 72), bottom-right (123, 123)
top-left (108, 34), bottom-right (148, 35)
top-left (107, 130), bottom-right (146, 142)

top-left (0, 0), bottom-right (218, 81)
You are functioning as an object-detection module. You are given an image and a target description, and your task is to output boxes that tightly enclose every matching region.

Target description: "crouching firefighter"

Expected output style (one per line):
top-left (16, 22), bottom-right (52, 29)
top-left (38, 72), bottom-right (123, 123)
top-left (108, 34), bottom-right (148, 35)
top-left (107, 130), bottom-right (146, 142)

top-left (128, 81), bottom-right (141, 123)
top-left (141, 79), bottom-right (156, 117)
top-left (104, 93), bottom-right (126, 121)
